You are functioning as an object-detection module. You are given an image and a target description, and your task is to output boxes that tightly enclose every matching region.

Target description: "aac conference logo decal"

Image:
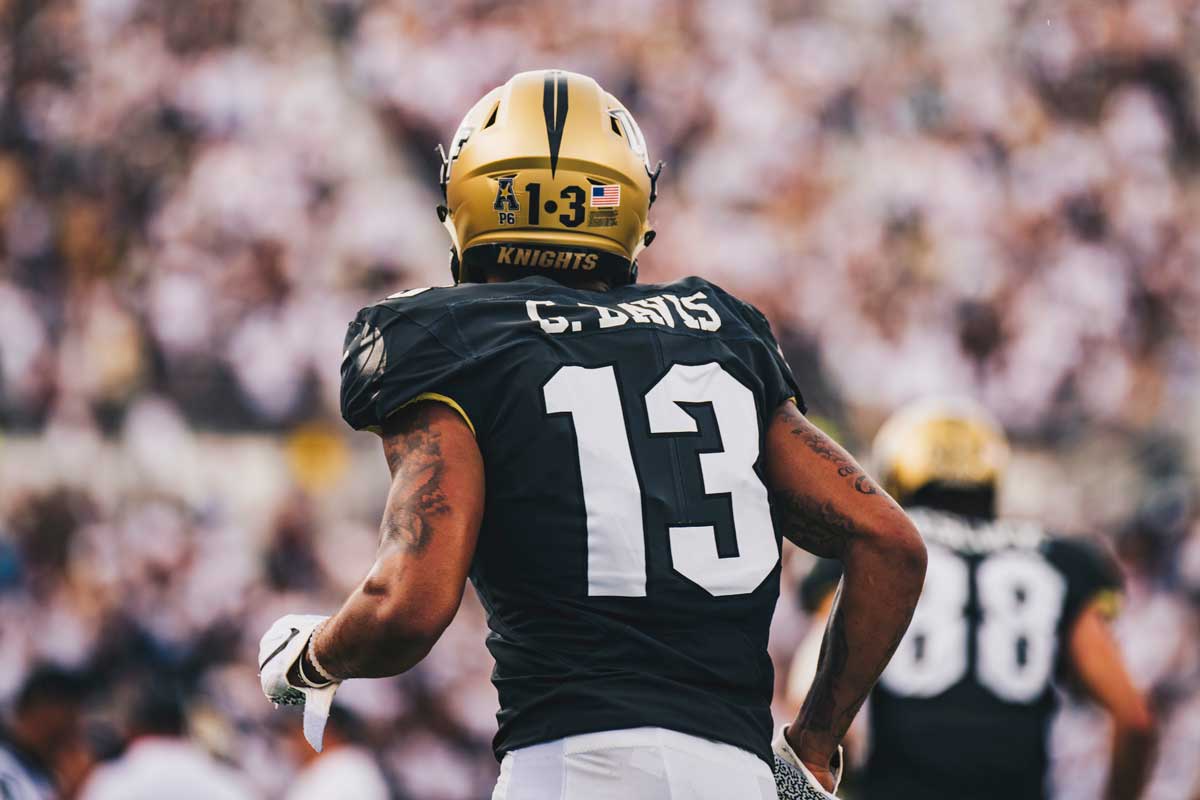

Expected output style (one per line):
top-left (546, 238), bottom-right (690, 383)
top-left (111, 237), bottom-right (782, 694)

top-left (494, 175), bottom-right (520, 224)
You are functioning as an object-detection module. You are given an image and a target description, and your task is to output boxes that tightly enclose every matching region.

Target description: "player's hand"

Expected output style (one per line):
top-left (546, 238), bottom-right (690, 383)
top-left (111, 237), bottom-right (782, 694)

top-left (258, 614), bottom-right (340, 751)
top-left (772, 726), bottom-right (842, 799)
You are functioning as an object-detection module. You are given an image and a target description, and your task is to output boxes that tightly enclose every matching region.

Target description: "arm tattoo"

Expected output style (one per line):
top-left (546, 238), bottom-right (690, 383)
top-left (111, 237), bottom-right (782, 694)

top-left (773, 422), bottom-right (883, 556)
top-left (774, 492), bottom-right (858, 558)
top-left (793, 426), bottom-right (876, 495)
top-left (799, 586), bottom-right (909, 742)
top-left (800, 589), bottom-right (851, 733)
top-left (853, 475), bottom-right (876, 495)
top-left (378, 404), bottom-right (453, 553)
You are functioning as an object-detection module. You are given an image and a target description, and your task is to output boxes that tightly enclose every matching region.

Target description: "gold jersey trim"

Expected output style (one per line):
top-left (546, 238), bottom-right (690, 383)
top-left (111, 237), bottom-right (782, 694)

top-left (372, 392), bottom-right (477, 438)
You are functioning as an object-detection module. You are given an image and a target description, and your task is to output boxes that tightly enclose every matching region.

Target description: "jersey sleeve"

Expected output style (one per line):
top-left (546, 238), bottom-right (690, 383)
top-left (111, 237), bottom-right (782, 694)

top-left (724, 294), bottom-right (806, 414)
top-left (1043, 536), bottom-right (1123, 630)
top-left (340, 302), bottom-right (476, 435)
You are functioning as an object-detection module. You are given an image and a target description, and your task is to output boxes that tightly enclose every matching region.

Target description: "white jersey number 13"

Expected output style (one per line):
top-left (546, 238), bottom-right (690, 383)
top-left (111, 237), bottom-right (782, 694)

top-left (544, 362), bottom-right (778, 598)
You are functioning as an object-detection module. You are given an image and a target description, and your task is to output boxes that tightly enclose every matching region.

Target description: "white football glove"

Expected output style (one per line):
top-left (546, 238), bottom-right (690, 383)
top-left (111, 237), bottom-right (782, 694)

top-left (258, 614), bottom-right (340, 752)
top-left (772, 726), bottom-right (843, 799)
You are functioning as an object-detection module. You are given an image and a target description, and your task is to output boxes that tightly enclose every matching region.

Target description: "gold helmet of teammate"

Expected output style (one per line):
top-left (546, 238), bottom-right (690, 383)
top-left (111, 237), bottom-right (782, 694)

top-left (437, 69), bottom-right (662, 286)
top-left (872, 398), bottom-right (1010, 505)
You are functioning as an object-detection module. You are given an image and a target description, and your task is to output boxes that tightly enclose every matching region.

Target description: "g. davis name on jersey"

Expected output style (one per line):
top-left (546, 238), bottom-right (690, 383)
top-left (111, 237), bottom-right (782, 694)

top-left (526, 291), bottom-right (723, 335)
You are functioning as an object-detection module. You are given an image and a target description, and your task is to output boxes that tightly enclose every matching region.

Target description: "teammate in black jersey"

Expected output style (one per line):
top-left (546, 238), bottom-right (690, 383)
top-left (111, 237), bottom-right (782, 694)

top-left (791, 399), bottom-right (1156, 800)
top-left (257, 69), bottom-right (926, 799)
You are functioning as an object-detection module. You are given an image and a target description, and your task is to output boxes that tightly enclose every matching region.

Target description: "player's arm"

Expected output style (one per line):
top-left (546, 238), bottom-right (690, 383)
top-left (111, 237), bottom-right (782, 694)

top-left (303, 401), bottom-right (485, 678)
top-left (766, 401), bottom-right (926, 791)
top-left (1067, 600), bottom-right (1156, 800)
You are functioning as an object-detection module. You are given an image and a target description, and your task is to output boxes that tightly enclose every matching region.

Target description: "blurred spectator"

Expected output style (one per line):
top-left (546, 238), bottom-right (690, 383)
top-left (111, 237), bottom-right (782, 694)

top-left (0, 665), bottom-right (91, 800)
top-left (263, 493), bottom-right (326, 594)
top-left (78, 680), bottom-right (255, 800)
top-left (282, 705), bottom-right (389, 800)
top-left (0, 0), bottom-right (1196, 438)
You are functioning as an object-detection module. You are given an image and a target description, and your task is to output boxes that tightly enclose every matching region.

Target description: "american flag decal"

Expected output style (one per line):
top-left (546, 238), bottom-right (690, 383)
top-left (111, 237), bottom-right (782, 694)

top-left (590, 184), bottom-right (621, 208)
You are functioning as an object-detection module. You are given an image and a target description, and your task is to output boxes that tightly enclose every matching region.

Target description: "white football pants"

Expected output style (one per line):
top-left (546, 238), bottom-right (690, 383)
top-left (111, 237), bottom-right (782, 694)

top-left (491, 726), bottom-right (778, 800)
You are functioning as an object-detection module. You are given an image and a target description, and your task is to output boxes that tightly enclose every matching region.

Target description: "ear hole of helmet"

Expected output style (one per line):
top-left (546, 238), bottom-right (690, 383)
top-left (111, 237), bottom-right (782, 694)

top-left (609, 109), bottom-right (648, 162)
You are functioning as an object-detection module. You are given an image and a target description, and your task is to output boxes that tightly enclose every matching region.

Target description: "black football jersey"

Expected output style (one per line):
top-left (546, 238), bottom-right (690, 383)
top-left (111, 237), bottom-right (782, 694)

top-left (340, 275), bottom-right (802, 765)
top-left (859, 508), bottom-right (1122, 800)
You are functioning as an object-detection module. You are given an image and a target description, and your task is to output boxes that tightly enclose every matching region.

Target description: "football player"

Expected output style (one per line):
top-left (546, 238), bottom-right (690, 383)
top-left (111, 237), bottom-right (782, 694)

top-left (792, 399), bottom-right (1156, 800)
top-left (258, 70), bottom-right (926, 799)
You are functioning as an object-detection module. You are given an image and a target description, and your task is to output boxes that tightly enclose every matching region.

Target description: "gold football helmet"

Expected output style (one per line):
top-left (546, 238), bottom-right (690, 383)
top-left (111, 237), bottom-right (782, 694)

top-left (873, 398), bottom-right (1010, 504)
top-left (437, 69), bottom-right (662, 286)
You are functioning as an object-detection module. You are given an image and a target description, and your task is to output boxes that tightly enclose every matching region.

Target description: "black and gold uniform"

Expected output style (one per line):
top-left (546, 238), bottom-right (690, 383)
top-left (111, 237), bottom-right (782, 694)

top-left (802, 399), bottom-right (1123, 800)
top-left (341, 275), bottom-right (801, 766)
top-left (862, 509), bottom-right (1119, 800)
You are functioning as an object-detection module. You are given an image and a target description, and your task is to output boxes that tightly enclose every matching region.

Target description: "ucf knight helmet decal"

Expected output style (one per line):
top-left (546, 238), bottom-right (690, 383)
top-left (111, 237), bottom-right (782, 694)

top-left (438, 69), bottom-right (663, 286)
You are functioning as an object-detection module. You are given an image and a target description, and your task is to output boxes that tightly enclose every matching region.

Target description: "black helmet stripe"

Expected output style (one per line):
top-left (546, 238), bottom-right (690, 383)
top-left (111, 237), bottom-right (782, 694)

top-left (542, 71), bottom-right (569, 176)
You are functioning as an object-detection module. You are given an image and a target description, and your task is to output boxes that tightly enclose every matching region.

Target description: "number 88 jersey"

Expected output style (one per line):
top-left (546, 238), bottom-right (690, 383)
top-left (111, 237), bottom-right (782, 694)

top-left (340, 275), bottom-right (802, 768)
top-left (865, 508), bottom-right (1121, 800)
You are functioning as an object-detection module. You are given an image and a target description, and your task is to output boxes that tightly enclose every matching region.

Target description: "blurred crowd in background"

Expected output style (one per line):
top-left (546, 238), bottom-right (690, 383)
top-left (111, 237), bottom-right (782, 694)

top-left (1, 0), bottom-right (1199, 797)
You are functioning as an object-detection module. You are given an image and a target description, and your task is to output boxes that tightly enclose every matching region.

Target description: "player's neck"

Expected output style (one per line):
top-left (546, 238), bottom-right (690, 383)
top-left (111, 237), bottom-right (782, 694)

top-left (908, 484), bottom-right (996, 521)
top-left (483, 272), bottom-right (611, 292)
